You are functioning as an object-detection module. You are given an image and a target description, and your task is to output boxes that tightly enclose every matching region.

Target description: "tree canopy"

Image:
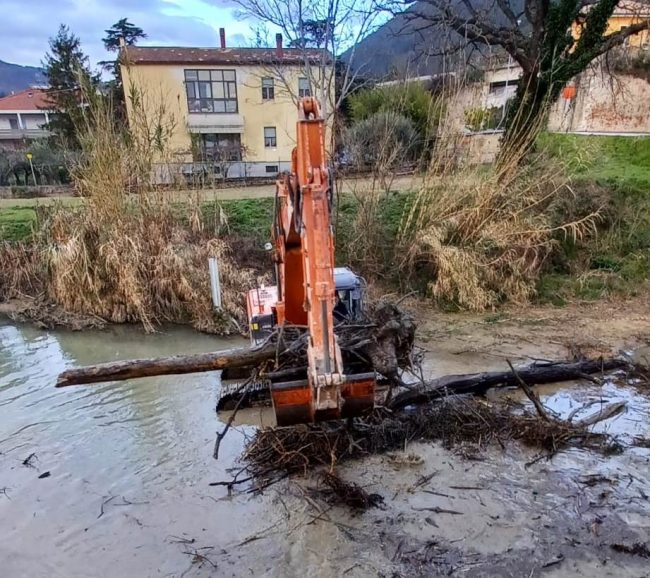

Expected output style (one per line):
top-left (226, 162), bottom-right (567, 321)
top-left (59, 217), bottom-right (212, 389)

top-left (102, 18), bottom-right (147, 53)
top-left (389, 0), bottom-right (650, 161)
top-left (42, 24), bottom-right (97, 147)
top-left (100, 18), bottom-right (147, 122)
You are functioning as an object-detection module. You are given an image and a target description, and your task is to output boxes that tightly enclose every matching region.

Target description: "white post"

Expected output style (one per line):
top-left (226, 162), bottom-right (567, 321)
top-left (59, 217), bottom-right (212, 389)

top-left (17, 113), bottom-right (23, 130)
top-left (208, 257), bottom-right (222, 309)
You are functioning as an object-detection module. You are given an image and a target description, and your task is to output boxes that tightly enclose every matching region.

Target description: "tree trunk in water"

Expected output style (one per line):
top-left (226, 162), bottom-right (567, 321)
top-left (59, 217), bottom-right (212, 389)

top-left (388, 357), bottom-right (627, 411)
top-left (56, 342), bottom-right (277, 387)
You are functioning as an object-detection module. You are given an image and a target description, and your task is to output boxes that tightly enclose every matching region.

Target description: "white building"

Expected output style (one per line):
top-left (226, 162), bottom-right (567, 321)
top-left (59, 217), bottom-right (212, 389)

top-left (0, 88), bottom-right (51, 149)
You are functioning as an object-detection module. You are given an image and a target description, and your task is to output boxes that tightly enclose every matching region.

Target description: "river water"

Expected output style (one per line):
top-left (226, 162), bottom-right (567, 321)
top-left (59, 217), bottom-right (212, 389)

top-left (0, 322), bottom-right (277, 577)
top-left (1, 321), bottom-right (650, 577)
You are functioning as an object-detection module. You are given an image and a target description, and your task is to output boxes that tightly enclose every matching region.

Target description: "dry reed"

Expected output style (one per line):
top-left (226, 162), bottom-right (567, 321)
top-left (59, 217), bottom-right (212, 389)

top-left (1, 83), bottom-right (258, 333)
top-left (393, 78), bottom-right (601, 310)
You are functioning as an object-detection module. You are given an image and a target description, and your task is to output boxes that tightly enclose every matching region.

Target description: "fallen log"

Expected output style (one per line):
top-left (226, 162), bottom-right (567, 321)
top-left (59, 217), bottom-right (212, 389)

top-left (56, 342), bottom-right (276, 387)
top-left (388, 358), bottom-right (628, 411)
top-left (55, 303), bottom-right (417, 390)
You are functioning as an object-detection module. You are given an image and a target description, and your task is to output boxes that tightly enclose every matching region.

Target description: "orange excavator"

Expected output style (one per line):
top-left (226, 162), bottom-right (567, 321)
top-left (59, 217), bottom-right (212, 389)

top-left (221, 97), bottom-right (376, 426)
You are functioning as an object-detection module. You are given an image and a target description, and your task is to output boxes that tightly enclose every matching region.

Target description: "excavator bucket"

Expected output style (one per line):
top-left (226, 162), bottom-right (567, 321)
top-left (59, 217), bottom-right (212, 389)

top-left (271, 372), bottom-right (376, 426)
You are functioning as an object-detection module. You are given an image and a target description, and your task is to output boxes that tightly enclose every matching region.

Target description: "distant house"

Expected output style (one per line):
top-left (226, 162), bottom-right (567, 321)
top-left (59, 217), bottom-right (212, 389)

top-left (120, 29), bottom-right (334, 180)
top-left (434, 2), bottom-right (650, 140)
top-left (0, 88), bottom-right (51, 149)
top-left (579, 1), bottom-right (650, 48)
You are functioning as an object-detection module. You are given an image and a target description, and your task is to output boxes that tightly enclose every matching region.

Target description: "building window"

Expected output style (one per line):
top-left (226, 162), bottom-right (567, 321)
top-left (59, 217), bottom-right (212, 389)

top-left (185, 69), bottom-right (238, 113)
top-left (193, 133), bottom-right (242, 162)
top-left (298, 77), bottom-right (311, 98)
top-left (266, 165), bottom-right (279, 173)
top-left (488, 80), bottom-right (517, 97)
top-left (264, 127), bottom-right (277, 148)
top-left (262, 77), bottom-right (275, 100)
top-left (9, 117), bottom-right (19, 130)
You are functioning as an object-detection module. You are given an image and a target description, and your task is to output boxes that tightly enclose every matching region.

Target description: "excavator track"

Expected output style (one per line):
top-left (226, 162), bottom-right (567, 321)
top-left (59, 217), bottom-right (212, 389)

top-left (216, 377), bottom-right (270, 411)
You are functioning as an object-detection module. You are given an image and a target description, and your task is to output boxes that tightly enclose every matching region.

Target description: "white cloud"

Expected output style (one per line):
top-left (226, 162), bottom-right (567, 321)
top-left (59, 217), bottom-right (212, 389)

top-left (0, 0), bottom-right (246, 68)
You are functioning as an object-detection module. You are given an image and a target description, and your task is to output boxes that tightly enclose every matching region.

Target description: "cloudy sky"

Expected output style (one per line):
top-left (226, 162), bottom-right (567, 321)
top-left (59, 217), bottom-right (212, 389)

top-left (0, 0), bottom-right (254, 68)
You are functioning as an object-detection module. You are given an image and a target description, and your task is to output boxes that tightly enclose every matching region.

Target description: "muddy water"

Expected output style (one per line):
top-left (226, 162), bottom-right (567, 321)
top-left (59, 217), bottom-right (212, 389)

top-left (0, 323), bottom-right (268, 577)
top-left (1, 321), bottom-right (650, 577)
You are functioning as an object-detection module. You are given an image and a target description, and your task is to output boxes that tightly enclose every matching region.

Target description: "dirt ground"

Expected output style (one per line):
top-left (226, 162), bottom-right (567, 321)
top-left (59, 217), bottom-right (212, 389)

top-left (413, 293), bottom-right (650, 373)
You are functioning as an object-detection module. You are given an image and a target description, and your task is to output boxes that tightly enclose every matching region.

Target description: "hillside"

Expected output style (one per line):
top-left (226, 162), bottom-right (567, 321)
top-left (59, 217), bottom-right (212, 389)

top-left (341, 0), bottom-right (523, 80)
top-left (0, 60), bottom-right (45, 96)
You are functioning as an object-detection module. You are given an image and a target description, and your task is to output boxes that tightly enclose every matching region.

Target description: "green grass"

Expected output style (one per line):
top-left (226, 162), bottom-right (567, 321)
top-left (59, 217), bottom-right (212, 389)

top-left (221, 198), bottom-right (274, 239)
top-left (534, 133), bottom-right (650, 304)
top-left (0, 207), bottom-right (37, 241)
top-left (333, 190), bottom-right (415, 270)
top-left (539, 133), bottom-right (650, 188)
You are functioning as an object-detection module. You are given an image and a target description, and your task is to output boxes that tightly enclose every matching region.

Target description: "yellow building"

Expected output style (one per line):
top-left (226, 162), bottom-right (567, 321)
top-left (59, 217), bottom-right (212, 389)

top-left (572, 1), bottom-right (650, 47)
top-left (606, 1), bottom-right (650, 47)
top-left (120, 31), bottom-right (333, 180)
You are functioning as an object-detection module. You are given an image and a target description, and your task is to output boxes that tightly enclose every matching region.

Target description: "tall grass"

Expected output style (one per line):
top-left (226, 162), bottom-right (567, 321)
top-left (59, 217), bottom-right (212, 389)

top-left (1, 84), bottom-right (258, 333)
top-left (338, 72), bottom-right (604, 310)
top-left (397, 158), bottom-right (600, 309)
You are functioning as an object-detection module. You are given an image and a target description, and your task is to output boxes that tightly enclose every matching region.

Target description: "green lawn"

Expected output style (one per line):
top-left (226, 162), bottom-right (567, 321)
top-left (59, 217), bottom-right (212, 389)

top-left (539, 133), bottom-right (650, 189)
top-left (536, 134), bottom-right (650, 303)
top-left (0, 207), bottom-right (37, 241)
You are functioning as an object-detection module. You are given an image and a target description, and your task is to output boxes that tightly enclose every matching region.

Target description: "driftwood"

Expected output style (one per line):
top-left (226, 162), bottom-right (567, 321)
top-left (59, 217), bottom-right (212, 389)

top-left (56, 302), bottom-right (417, 389)
top-left (232, 393), bottom-right (627, 500)
top-left (388, 358), bottom-right (628, 411)
top-left (56, 342), bottom-right (276, 387)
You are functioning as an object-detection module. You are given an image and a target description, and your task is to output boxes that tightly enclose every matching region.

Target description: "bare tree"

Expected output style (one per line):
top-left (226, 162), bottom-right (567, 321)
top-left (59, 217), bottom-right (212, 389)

top-left (383, 0), bottom-right (650, 162)
top-left (232, 0), bottom-right (381, 119)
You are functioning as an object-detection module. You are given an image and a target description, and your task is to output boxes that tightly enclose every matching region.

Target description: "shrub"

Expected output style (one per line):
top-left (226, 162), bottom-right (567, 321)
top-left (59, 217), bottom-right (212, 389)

top-left (343, 112), bottom-right (419, 168)
top-left (347, 82), bottom-right (442, 138)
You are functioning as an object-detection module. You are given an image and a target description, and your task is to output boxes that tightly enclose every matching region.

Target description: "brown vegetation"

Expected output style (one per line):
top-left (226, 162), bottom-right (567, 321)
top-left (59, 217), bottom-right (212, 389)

top-left (397, 159), bottom-right (600, 310)
top-left (341, 89), bottom-right (603, 311)
top-left (0, 87), bottom-right (257, 334)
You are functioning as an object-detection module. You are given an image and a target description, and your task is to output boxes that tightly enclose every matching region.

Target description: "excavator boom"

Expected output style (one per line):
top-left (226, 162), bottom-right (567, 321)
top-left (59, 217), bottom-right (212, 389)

top-left (268, 98), bottom-right (375, 425)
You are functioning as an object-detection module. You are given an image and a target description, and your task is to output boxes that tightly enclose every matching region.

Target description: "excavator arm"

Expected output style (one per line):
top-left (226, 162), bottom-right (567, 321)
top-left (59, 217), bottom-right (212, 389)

top-left (270, 97), bottom-right (375, 425)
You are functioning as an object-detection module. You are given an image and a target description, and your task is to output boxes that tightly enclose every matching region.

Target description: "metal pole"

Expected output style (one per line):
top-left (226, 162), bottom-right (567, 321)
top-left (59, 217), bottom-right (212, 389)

top-left (27, 157), bottom-right (37, 186)
top-left (208, 257), bottom-right (222, 309)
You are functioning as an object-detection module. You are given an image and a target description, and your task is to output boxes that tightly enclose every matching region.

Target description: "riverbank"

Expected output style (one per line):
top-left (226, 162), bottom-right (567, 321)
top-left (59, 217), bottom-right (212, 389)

top-left (1, 134), bottom-right (649, 333)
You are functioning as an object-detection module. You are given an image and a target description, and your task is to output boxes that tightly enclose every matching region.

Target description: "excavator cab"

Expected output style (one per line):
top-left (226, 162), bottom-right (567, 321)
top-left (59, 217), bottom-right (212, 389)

top-left (246, 268), bottom-right (365, 346)
top-left (333, 267), bottom-right (365, 323)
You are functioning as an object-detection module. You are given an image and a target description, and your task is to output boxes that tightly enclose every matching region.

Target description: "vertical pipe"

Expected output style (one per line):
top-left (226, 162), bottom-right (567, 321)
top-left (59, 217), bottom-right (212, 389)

top-left (209, 258), bottom-right (222, 309)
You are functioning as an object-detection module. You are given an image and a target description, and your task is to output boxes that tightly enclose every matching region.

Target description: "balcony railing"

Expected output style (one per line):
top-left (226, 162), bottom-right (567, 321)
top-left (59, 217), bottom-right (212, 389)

top-left (186, 113), bottom-right (245, 133)
top-left (0, 128), bottom-right (50, 140)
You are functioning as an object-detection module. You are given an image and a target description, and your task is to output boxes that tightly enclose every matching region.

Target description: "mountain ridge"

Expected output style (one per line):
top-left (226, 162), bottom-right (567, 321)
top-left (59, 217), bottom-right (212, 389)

top-left (0, 60), bottom-right (46, 97)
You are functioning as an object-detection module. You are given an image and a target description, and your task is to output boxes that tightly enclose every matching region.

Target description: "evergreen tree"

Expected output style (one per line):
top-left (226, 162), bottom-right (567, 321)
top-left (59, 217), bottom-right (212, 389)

top-left (99, 18), bottom-right (146, 122)
top-left (42, 24), bottom-right (97, 147)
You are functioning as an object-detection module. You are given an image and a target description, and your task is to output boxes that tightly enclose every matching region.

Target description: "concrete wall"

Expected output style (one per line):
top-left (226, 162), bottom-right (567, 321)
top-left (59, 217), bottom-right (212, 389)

top-left (121, 62), bottom-right (333, 169)
top-left (445, 61), bottom-right (650, 147)
top-left (443, 63), bottom-right (520, 134)
top-left (548, 71), bottom-right (650, 133)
